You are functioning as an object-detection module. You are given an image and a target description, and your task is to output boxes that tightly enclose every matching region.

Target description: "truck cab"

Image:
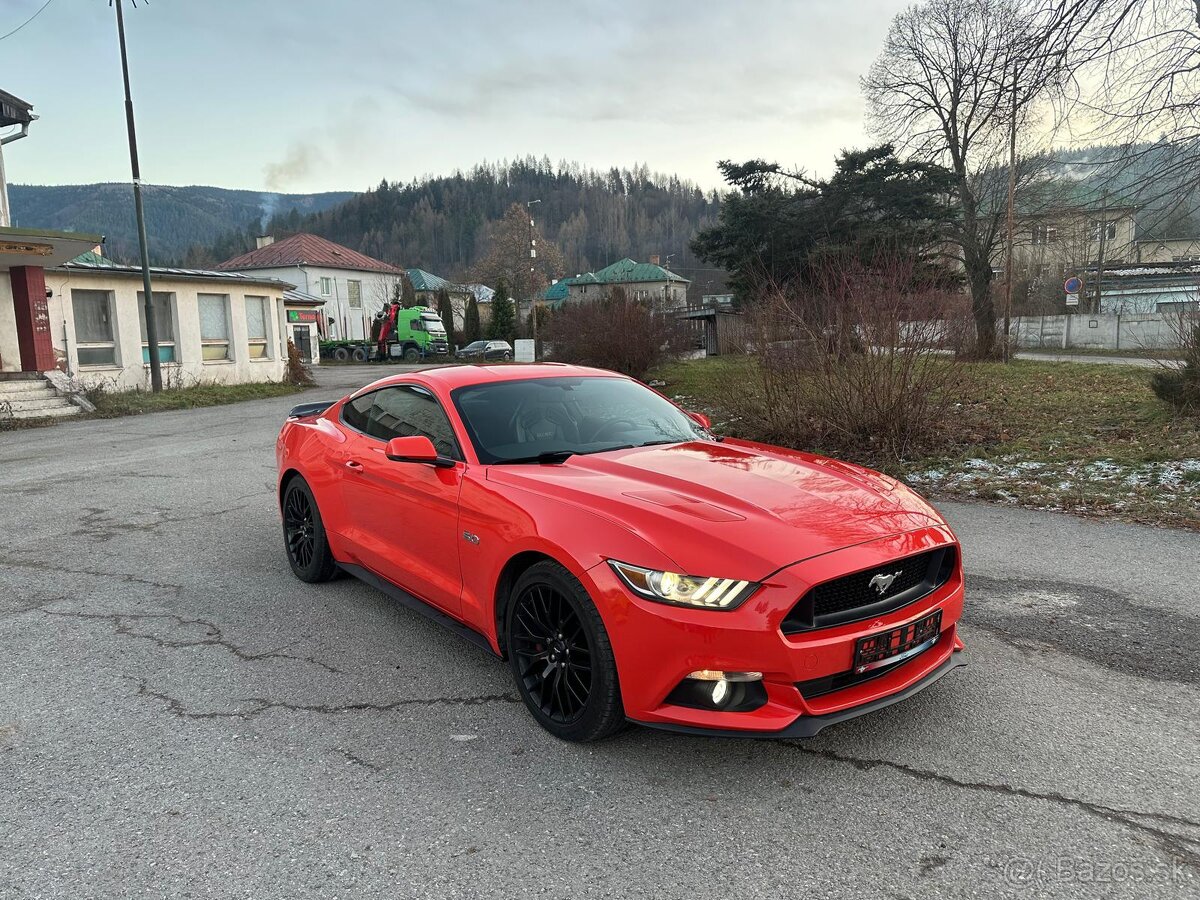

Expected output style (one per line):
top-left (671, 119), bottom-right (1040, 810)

top-left (390, 306), bottom-right (449, 360)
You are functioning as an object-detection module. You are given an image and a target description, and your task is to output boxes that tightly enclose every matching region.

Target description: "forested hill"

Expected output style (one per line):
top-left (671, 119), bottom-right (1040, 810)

top-left (7, 183), bottom-right (354, 264)
top-left (206, 158), bottom-right (727, 296)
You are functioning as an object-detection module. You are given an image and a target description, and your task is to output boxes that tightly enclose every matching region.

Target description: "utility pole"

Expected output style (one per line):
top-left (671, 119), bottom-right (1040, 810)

top-left (1094, 193), bottom-right (1108, 314)
top-left (1002, 55), bottom-right (1018, 363)
top-left (113, 0), bottom-right (161, 391)
top-left (527, 199), bottom-right (541, 359)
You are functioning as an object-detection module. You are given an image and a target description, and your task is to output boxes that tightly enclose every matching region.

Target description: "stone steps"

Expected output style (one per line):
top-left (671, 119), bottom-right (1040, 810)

top-left (0, 375), bottom-right (82, 420)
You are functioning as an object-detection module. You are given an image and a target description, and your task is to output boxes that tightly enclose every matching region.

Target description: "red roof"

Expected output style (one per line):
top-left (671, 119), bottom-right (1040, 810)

top-left (216, 233), bottom-right (404, 275)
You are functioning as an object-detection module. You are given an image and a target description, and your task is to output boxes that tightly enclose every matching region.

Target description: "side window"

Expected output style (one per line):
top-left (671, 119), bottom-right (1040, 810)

top-left (342, 393), bottom-right (374, 433)
top-left (345, 386), bottom-right (461, 460)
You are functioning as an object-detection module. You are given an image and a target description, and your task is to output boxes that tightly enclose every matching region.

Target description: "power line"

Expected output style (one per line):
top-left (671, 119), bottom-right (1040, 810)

top-left (0, 0), bottom-right (55, 42)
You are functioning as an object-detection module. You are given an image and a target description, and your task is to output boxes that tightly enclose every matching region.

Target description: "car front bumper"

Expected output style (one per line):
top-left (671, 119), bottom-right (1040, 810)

top-left (582, 524), bottom-right (966, 737)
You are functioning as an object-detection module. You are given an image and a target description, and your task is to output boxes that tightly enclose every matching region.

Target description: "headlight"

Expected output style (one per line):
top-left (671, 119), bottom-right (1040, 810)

top-left (608, 561), bottom-right (758, 610)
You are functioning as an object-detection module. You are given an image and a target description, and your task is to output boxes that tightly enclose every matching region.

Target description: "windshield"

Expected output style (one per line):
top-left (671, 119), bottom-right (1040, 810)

top-left (421, 315), bottom-right (446, 336)
top-left (451, 376), bottom-right (710, 464)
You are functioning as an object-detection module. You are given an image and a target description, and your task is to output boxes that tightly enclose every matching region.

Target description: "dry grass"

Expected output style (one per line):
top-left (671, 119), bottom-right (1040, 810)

top-left (655, 356), bottom-right (1200, 529)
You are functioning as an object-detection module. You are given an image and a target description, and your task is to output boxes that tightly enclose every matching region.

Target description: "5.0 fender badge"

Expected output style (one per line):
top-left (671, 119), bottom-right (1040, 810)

top-left (462, 531), bottom-right (481, 545)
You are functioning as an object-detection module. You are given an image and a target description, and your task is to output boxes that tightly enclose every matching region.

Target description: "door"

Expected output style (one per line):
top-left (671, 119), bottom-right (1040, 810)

top-left (292, 324), bottom-right (312, 361)
top-left (339, 385), bottom-right (465, 615)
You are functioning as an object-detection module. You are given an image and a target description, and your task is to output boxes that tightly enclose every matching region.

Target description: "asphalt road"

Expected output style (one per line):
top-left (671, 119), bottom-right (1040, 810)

top-left (1, 364), bottom-right (1197, 900)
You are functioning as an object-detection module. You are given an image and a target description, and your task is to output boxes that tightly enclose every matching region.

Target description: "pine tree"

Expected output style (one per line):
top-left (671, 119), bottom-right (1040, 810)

top-left (489, 281), bottom-right (516, 343)
top-left (464, 295), bottom-right (482, 343)
top-left (401, 273), bottom-right (417, 307)
top-left (436, 288), bottom-right (457, 346)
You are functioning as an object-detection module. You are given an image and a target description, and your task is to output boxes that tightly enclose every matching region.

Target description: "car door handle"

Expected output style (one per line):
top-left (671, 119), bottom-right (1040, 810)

top-left (344, 460), bottom-right (365, 473)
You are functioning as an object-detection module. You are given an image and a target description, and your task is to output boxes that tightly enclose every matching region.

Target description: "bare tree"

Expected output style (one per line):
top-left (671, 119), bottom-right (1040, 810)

top-left (864, 0), bottom-right (1080, 357)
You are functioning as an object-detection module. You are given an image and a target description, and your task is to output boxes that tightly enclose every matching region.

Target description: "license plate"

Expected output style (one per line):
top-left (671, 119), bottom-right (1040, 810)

top-left (853, 610), bottom-right (942, 674)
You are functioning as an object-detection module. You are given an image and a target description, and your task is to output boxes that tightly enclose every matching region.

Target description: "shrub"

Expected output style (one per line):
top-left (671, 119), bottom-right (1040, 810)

top-left (546, 288), bottom-right (686, 381)
top-left (1151, 317), bottom-right (1200, 412)
top-left (718, 255), bottom-right (975, 464)
top-left (286, 340), bottom-right (315, 386)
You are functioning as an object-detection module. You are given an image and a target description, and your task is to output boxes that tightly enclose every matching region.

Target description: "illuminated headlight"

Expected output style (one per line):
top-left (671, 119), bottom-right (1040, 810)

top-left (608, 561), bottom-right (758, 610)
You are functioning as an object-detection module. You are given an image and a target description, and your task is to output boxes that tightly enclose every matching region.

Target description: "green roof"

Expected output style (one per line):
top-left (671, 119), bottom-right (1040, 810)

top-left (591, 257), bottom-right (689, 285)
top-left (406, 268), bottom-right (463, 292)
top-left (70, 250), bottom-right (114, 266)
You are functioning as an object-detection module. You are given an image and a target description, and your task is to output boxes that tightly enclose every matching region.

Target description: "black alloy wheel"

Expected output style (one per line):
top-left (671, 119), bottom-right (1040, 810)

top-left (511, 585), bottom-right (592, 723)
top-left (282, 478), bottom-right (338, 582)
top-left (506, 561), bottom-right (625, 741)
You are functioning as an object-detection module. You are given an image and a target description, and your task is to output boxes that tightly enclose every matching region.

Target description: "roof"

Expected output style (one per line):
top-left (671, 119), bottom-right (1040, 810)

top-left (0, 228), bottom-right (104, 270)
top-left (407, 268), bottom-right (469, 293)
top-left (460, 282), bottom-right (495, 304)
top-left (216, 233), bottom-right (404, 275)
top-left (591, 257), bottom-right (689, 285)
top-left (0, 89), bottom-right (34, 127)
top-left (283, 288), bottom-right (327, 307)
top-left (353, 363), bottom-right (625, 397)
top-left (60, 253), bottom-right (294, 289)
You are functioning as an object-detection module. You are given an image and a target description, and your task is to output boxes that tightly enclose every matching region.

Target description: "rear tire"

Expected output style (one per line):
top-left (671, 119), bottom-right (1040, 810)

top-left (281, 477), bottom-right (339, 583)
top-left (351, 346), bottom-right (368, 362)
top-left (506, 561), bottom-right (625, 742)
top-left (332, 346), bottom-right (350, 362)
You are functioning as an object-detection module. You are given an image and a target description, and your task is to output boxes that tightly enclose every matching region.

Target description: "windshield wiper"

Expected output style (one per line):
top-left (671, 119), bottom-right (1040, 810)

top-left (499, 449), bottom-right (577, 465)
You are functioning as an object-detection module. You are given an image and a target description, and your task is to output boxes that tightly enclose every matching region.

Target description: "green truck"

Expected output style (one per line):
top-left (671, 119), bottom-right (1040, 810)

top-left (320, 306), bottom-right (449, 362)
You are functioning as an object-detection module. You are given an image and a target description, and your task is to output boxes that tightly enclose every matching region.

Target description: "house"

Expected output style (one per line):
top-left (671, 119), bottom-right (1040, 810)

top-left (406, 268), bottom-right (476, 330)
top-left (558, 258), bottom-right (691, 309)
top-left (2, 233), bottom-right (292, 396)
top-left (217, 233), bottom-right (405, 342)
top-left (1135, 238), bottom-right (1200, 264)
top-left (1083, 261), bottom-right (1200, 314)
top-left (282, 287), bottom-right (326, 363)
top-left (1008, 204), bottom-right (1138, 281)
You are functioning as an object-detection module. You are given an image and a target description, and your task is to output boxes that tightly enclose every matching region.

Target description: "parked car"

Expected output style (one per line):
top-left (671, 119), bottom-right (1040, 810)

top-left (455, 340), bottom-right (513, 361)
top-left (277, 365), bottom-right (965, 742)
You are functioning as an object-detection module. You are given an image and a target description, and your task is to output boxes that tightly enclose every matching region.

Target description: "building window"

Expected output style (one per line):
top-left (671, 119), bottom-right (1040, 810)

top-left (347, 280), bottom-right (363, 309)
top-left (1031, 224), bottom-right (1058, 245)
top-left (319, 276), bottom-right (332, 296)
top-left (137, 291), bottom-right (177, 363)
top-left (72, 289), bottom-right (117, 367)
top-left (245, 295), bottom-right (271, 359)
top-left (198, 293), bottom-right (232, 361)
top-left (1090, 220), bottom-right (1118, 241)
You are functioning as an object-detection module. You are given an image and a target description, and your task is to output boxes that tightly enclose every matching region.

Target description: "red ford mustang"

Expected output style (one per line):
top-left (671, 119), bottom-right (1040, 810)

top-left (276, 364), bottom-right (965, 741)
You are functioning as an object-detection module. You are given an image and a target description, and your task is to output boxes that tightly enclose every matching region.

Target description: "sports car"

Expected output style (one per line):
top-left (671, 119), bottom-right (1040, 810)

top-left (276, 364), bottom-right (965, 742)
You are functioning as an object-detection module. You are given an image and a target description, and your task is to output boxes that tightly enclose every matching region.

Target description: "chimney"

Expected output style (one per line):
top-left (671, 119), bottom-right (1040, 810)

top-left (649, 254), bottom-right (660, 266)
top-left (256, 235), bottom-right (275, 250)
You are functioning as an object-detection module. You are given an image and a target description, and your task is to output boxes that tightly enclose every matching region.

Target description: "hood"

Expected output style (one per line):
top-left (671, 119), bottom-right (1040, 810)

top-left (485, 439), bottom-right (944, 580)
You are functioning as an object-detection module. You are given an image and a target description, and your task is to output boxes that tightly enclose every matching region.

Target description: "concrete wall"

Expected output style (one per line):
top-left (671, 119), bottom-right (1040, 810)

top-left (1007, 312), bottom-right (1183, 351)
top-left (565, 280), bottom-right (688, 308)
top-left (0, 273), bottom-right (16, 371)
top-left (41, 268), bottom-right (289, 389)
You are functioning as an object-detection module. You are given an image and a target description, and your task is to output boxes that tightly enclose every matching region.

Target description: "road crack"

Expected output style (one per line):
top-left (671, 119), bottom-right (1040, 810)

top-left (41, 609), bottom-right (343, 674)
top-left (130, 678), bottom-right (520, 721)
top-left (0, 554), bottom-right (184, 596)
top-left (785, 743), bottom-right (1200, 869)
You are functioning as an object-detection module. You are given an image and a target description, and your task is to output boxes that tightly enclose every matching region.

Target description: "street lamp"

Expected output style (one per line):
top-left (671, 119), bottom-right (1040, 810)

top-left (112, 0), bottom-right (162, 391)
top-left (527, 199), bottom-right (541, 359)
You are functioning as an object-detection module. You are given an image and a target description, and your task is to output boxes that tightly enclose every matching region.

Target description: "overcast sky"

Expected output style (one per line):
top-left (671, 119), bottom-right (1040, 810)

top-left (0, 0), bottom-right (912, 193)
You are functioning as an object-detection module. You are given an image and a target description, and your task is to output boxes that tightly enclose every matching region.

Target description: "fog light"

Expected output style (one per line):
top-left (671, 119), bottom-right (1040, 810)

top-left (711, 679), bottom-right (729, 705)
top-left (665, 670), bottom-right (768, 713)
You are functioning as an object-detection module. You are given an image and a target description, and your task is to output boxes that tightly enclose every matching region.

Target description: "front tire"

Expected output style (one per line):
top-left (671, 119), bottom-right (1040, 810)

top-left (506, 561), bottom-right (625, 742)
top-left (282, 477), bottom-right (339, 583)
top-left (404, 346), bottom-right (421, 362)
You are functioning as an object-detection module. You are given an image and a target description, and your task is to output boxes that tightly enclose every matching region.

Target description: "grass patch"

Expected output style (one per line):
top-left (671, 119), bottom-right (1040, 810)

top-left (88, 381), bottom-right (305, 418)
top-left (653, 356), bottom-right (1200, 529)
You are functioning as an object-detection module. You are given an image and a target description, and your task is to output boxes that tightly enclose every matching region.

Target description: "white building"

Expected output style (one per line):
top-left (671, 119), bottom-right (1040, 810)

top-left (38, 252), bottom-right (293, 390)
top-left (218, 233), bottom-right (406, 342)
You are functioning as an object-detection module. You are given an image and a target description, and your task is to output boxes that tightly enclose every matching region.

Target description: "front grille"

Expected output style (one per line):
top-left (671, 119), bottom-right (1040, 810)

top-left (782, 546), bottom-right (955, 633)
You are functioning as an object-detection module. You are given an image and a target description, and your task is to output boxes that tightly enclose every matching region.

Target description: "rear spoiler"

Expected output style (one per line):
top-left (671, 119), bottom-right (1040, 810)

top-left (287, 400), bottom-right (335, 419)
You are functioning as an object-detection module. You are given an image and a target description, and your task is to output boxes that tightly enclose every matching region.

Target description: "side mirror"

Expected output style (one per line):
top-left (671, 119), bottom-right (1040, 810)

top-left (687, 411), bottom-right (712, 430)
top-left (385, 435), bottom-right (455, 468)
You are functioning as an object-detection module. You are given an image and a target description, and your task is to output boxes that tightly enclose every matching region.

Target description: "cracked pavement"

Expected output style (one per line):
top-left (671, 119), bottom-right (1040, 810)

top-left (1, 365), bottom-right (1197, 899)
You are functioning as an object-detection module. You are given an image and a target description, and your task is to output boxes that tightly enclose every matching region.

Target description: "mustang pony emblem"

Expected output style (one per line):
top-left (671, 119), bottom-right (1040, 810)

top-left (868, 570), bottom-right (903, 596)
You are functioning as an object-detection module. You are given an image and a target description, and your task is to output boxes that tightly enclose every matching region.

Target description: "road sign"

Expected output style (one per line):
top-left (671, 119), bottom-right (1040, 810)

top-left (1066, 292), bottom-right (1080, 307)
top-left (1064, 276), bottom-right (1083, 294)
